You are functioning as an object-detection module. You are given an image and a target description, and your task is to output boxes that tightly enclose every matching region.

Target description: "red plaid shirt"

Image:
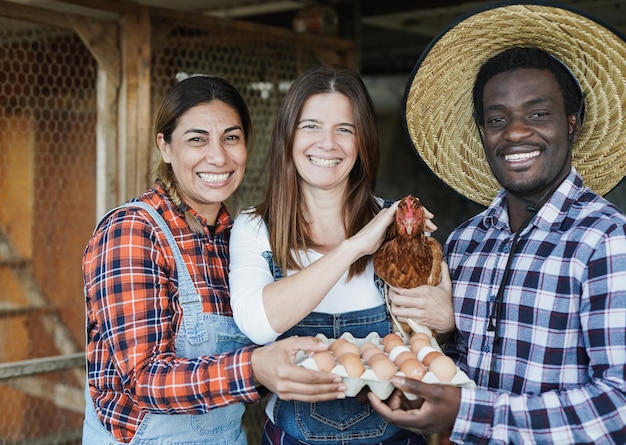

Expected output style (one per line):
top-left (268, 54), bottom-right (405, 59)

top-left (83, 185), bottom-right (261, 442)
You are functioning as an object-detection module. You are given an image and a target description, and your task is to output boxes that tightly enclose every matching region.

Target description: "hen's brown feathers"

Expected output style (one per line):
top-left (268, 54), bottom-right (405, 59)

top-left (374, 236), bottom-right (443, 288)
top-left (373, 195), bottom-right (443, 289)
top-left (373, 196), bottom-right (443, 337)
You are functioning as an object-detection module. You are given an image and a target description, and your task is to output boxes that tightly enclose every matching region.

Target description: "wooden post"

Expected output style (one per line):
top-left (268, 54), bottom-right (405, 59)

top-left (119, 6), bottom-right (152, 201)
top-left (70, 16), bottom-right (121, 216)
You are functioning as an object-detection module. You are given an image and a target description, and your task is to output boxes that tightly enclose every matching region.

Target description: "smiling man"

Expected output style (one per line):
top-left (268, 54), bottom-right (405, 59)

top-left (473, 47), bottom-right (584, 232)
top-left (368, 3), bottom-right (626, 444)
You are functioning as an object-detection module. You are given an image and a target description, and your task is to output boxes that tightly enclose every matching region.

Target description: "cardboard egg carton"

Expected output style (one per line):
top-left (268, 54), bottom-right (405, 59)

top-left (295, 331), bottom-right (476, 400)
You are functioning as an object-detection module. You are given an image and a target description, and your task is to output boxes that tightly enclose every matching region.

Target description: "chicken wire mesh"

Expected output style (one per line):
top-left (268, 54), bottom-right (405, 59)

top-left (1, 9), bottom-right (352, 445)
top-left (0, 17), bottom-right (97, 445)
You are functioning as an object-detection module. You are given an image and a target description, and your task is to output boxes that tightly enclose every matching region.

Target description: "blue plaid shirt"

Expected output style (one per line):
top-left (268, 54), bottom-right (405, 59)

top-left (444, 168), bottom-right (626, 444)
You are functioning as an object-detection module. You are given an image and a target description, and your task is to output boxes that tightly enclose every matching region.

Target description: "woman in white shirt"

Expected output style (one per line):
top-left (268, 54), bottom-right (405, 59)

top-left (229, 65), bottom-right (440, 445)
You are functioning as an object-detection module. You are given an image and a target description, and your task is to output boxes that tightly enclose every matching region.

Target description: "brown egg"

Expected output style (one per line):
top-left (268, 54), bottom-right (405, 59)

top-left (367, 353), bottom-right (397, 380)
top-left (399, 358), bottom-right (426, 381)
top-left (387, 344), bottom-right (410, 361)
top-left (312, 351), bottom-right (336, 372)
top-left (382, 333), bottom-right (405, 353)
top-left (393, 350), bottom-right (417, 368)
top-left (408, 332), bottom-right (428, 347)
top-left (416, 346), bottom-right (437, 362)
top-left (428, 355), bottom-right (457, 382)
top-left (329, 339), bottom-right (360, 357)
top-left (383, 332), bottom-right (404, 345)
top-left (359, 342), bottom-right (378, 354)
top-left (361, 346), bottom-right (385, 363)
top-left (364, 350), bottom-right (384, 364)
top-left (410, 337), bottom-right (432, 354)
top-left (421, 351), bottom-right (443, 367)
top-left (329, 338), bottom-right (348, 352)
top-left (337, 352), bottom-right (365, 378)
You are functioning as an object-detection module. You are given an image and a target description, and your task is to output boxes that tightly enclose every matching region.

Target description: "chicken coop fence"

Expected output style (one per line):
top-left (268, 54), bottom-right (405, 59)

top-left (0, 4), bottom-right (352, 444)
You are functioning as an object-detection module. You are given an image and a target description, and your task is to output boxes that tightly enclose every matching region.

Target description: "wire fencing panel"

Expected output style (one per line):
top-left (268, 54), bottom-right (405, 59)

top-left (1, 8), bottom-right (351, 444)
top-left (0, 16), bottom-right (97, 445)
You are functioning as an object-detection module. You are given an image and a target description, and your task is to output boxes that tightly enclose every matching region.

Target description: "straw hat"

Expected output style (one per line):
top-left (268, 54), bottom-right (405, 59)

top-left (403, 1), bottom-right (626, 206)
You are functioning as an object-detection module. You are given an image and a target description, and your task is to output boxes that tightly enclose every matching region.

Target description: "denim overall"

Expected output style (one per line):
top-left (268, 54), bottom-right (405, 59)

top-left (262, 250), bottom-right (420, 445)
top-left (82, 202), bottom-right (253, 445)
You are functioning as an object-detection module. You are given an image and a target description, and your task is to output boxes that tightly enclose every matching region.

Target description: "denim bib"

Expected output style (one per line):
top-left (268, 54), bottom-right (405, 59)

top-left (263, 251), bottom-right (419, 444)
top-left (82, 202), bottom-right (253, 445)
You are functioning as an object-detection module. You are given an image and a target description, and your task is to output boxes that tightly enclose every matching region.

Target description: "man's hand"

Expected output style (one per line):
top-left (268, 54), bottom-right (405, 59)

top-left (252, 336), bottom-right (346, 402)
top-left (388, 262), bottom-right (455, 337)
top-left (368, 376), bottom-right (461, 435)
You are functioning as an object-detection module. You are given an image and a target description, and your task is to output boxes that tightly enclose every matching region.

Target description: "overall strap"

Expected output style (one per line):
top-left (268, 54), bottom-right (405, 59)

top-left (114, 202), bottom-right (209, 343)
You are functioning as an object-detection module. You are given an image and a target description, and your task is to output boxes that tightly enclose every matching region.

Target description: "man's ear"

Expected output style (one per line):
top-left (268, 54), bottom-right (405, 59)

top-left (568, 113), bottom-right (581, 145)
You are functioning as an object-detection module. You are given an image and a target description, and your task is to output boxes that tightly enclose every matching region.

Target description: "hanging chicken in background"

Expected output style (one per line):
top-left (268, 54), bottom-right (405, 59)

top-left (373, 195), bottom-right (443, 339)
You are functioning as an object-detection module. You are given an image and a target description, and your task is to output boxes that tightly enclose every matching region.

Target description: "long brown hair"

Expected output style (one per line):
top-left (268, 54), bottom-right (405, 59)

top-left (255, 65), bottom-right (380, 279)
top-left (152, 75), bottom-right (253, 233)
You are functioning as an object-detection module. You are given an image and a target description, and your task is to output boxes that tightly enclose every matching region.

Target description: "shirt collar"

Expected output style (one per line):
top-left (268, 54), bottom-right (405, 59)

top-left (481, 167), bottom-right (585, 233)
top-left (153, 181), bottom-right (234, 235)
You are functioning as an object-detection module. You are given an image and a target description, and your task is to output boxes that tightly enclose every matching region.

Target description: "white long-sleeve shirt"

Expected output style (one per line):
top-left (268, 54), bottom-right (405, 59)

top-left (228, 211), bottom-right (384, 345)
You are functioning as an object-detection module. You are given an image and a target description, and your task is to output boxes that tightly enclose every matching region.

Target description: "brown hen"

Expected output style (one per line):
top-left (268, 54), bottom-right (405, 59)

top-left (373, 195), bottom-right (443, 337)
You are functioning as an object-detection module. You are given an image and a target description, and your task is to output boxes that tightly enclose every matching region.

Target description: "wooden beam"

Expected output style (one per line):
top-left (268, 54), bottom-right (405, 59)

top-left (119, 6), bottom-right (152, 201)
top-left (49, 0), bottom-right (140, 15)
top-left (67, 15), bottom-right (122, 213)
top-left (133, 6), bottom-right (153, 197)
top-left (68, 16), bottom-right (120, 87)
top-left (94, 68), bottom-right (121, 215)
top-left (0, 353), bottom-right (85, 380)
top-left (0, 0), bottom-right (73, 29)
top-left (148, 5), bottom-right (355, 52)
top-left (0, 303), bottom-right (58, 319)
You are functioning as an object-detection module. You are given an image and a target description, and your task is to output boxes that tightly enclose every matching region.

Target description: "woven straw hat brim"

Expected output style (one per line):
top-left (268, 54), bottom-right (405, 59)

top-left (403, 1), bottom-right (626, 206)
